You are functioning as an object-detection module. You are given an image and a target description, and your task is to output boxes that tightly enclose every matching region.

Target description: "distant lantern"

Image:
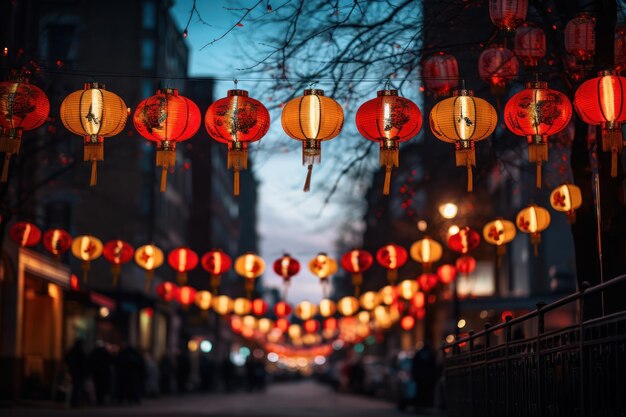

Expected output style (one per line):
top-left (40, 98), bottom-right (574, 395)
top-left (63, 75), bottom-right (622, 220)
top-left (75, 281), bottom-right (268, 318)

top-left (489, 0), bottom-right (528, 31)
top-left (9, 221), bottom-right (41, 247)
top-left (478, 45), bottom-right (519, 93)
top-left (205, 88), bottom-right (270, 195)
top-left (422, 53), bottom-right (459, 97)
top-left (448, 226), bottom-right (481, 255)
top-left (410, 237), bottom-right (443, 272)
top-left (437, 264), bottom-right (457, 285)
top-left (397, 279), bottom-right (419, 300)
top-left (0, 72), bottom-right (50, 182)
top-left (195, 290), bottom-right (213, 311)
top-left (417, 273), bottom-right (438, 292)
top-left (430, 88), bottom-right (497, 191)
top-left (288, 324), bottom-right (302, 340)
top-left (483, 218), bottom-right (517, 257)
top-left (309, 252), bottom-right (338, 281)
top-left (233, 297), bottom-right (252, 315)
top-left (176, 286), bottom-right (197, 309)
top-left (340, 249), bottom-right (374, 297)
top-left (574, 71), bottom-right (626, 177)
top-left (514, 23), bottom-right (546, 67)
top-left (281, 89), bottom-right (344, 191)
top-left (273, 254), bottom-right (300, 298)
top-left (103, 240), bottom-right (134, 287)
top-left (212, 295), bottom-right (234, 315)
top-left (379, 285), bottom-right (398, 305)
top-left (71, 235), bottom-right (103, 283)
top-left (275, 318), bottom-right (290, 333)
top-left (504, 81), bottom-right (572, 187)
top-left (274, 301), bottom-right (292, 318)
top-left (355, 90), bottom-right (422, 194)
top-left (42, 228), bottom-right (72, 258)
top-left (455, 255), bottom-right (476, 275)
top-left (564, 54), bottom-right (586, 82)
top-left (516, 204), bottom-right (551, 256)
top-left (400, 315), bottom-right (416, 331)
top-left (234, 252), bottom-right (265, 297)
top-left (304, 319), bottom-right (320, 334)
top-left (359, 291), bottom-right (381, 310)
top-left (616, 26), bottom-right (626, 73)
top-left (337, 296), bottom-right (360, 317)
top-left (251, 298), bottom-right (268, 316)
top-left (412, 291), bottom-right (426, 309)
top-left (156, 282), bottom-right (179, 303)
top-left (550, 184), bottom-right (582, 223)
top-left (167, 247), bottom-right (199, 286)
top-left (295, 301), bottom-right (317, 320)
top-left (376, 243), bottom-right (408, 284)
top-left (135, 244), bottom-right (164, 291)
top-left (200, 250), bottom-right (232, 294)
top-left (134, 88), bottom-right (201, 192)
top-left (318, 299), bottom-right (337, 317)
top-left (564, 13), bottom-right (595, 63)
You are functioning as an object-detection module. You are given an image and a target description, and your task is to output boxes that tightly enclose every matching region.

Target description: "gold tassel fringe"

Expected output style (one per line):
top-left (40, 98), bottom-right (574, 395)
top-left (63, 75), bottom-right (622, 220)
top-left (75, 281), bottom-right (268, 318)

top-left (531, 233), bottom-right (541, 257)
top-left (234, 169), bottom-right (240, 196)
top-left (387, 269), bottom-right (397, 285)
top-left (0, 133), bottom-right (21, 154)
top-left (1, 154), bottom-right (11, 183)
top-left (145, 271), bottom-right (154, 293)
top-left (383, 165), bottom-right (392, 195)
top-left (303, 164), bottom-right (313, 192)
top-left (211, 274), bottom-right (221, 295)
top-left (177, 272), bottom-right (187, 286)
top-left (112, 265), bottom-right (120, 287)
top-left (245, 278), bottom-right (254, 298)
top-left (528, 141), bottom-right (548, 188)
top-left (601, 129), bottom-right (623, 177)
top-left (352, 273), bottom-right (363, 297)
top-left (82, 261), bottom-right (90, 283)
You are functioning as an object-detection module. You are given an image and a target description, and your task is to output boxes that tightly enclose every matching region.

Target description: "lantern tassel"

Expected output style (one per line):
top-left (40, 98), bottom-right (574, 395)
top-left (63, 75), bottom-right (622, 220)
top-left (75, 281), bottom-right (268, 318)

top-left (160, 166), bottom-right (168, 193)
top-left (352, 273), bottom-right (363, 297)
top-left (234, 168), bottom-right (240, 196)
top-left (82, 262), bottom-right (90, 283)
top-left (528, 140), bottom-right (548, 188)
top-left (601, 128), bottom-right (623, 177)
top-left (145, 271), bottom-right (154, 293)
top-left (387, 269), bottom-right (398, 285)
top-left (567, 210), bottom-right (576, 224)
top-left (536, 161), bottom-right (542, 189)
top-left (1, 154), bottom-right (11, 183)
top-left (531, 233), bottom-right (541, 257)
top-left (90, 160), bottom-right (98, 187)
top-left (303, 164), bottom-right (313, 192)
top-left (611, 150), bottom-right (618, 178)
top-left (245, 278), bottom-right (254, 298)
top-left (210, 274), bottom-right (221, 295)
top-left (177, 272), bottom-right (187, 286)
top-left (466, 163), bottom-right (473, 192)
top-left (383, 165), bottom-right (392, 195)
top-left (112, 265), bottom-right (120, 287)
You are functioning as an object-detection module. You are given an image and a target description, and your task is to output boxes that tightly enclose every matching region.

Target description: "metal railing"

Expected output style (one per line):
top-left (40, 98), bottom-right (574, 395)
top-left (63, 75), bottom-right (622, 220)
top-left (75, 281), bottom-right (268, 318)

top-left (442, 275), bottom-right (626, 417)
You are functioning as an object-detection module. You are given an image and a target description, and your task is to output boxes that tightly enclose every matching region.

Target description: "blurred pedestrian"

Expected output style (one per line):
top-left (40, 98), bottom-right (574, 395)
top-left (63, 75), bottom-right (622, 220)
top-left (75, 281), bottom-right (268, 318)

top-left (143, 351), bottom-right (159, 397)
top-left (88, 340), bottom-right (112, 405)
top-left (65, 338), bottom-right (86, 407)
top-left (412, 343), bottom-right (438, 408)
top-left (116, 343), bottom-right (145, 404)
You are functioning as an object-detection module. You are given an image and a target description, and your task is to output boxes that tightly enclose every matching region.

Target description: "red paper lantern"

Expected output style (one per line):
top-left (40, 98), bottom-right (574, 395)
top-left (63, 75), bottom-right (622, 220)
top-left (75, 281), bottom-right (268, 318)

top-left (168, 247), bottom-right (199, 285)
top-left (400, 315), bottom-right (416, 331)
top-left (230, 316), bottom-right (243, 333)
top-left (455, 255), bottom-right (477, 275)
top-left (489, 0), bottom-right (528, 31)
top-left (273, 254), bottom-right (300, 282)
top-left (376, 243), bottom-right (408, 284)
top-left (0, 73), bottom-right (50, 182)
top-left (341, 249), bottom-right (374, 296)
top-left (103, 240), bottom-right (134, 286)
top-left (411, 292), bottom-right (425, 309)
top-left (275, 318), bottom-right (290, 333)
top-left (274, 301), bottom-right (292, 318)
top-left (478, 45), bottom-right (519, 91)
top-left (574, 71), bottom-right (626, 177)
top-left (422, 52), bottom-right (459, 97)
top-left (616, 26), bottom-right (626, 73)
top-left (448, 226), bottom-right (481, 254)
top-left (200, 250), bottom-right (232, 293)
top-left (564, 13), bottom-right (595, 63)
top-left (324, 317), bottom-right (338, 332)
top-left (42, 228), bottom-right (72, 257)
top-left (156, 281), bottom-right (179, 302)
top-left (9, 222), bottom-right (41, 247)
top-left (304, 319), bottom-right (320, 334)
top-left (418, 273), bottom-right (438, 292)
top-left (356, 90), bottom-right (422, 194)
top-left (514, 23), bottom-right (546, 67)
top-left (176, 285), bottom-right (197, 308)
top-left (251, 298), bottom-right (268, 316)
top-left (205, 89), bottom-right (270, 195)
top-left (504, 81), bottom-right (572, 188)
top-left (134, 89), bottom-right (201, 192)
top-left (437, 264), bottom-right (457, 285)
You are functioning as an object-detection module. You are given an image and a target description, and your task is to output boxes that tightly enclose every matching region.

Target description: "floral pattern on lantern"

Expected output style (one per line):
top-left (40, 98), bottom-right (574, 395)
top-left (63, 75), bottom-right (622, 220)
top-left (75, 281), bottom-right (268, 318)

top-left (489, 0), bottom-right (528, 31)
top-left (478, 46), bottom-right (519, 92)
top-left (168, 247), bottom-right (198, 285)
top-left (410, 237), bottom-right (443, 272)
top-left (422, 52), bottom-right (459, 97)
top-left (43, 228), bottom-right (72, 258)
top-left (514, 23), bottom-right (546, 67)
top-left (483, 218), bottom-right (517, 257)
top-left (281, 89), bottom-right (344, 191)
top-left (135, 244), bottom-right (164, 291)
top-left (103, 240), bottom-right (134, 286)
top-left (205, 89), bottom-right (270, 195)
top-left (564, 13), bottom-right (595, 63)
top-left (550, 184), bottom-right (582, 223)
top-left (376, 243), bottom-right (408, 284)
top-left (235, 253), bottom-right (265, 297)
top-left (71, 235), bottom-right (103, 283)
top-left (9, 221), bottom-right (41, 247)
top-left (341, 249), bottom-right (373, 296)
top-left (201, 250), bottom-right (232, 294)
top-left (516, 204), bottom-right (551, 256)
top-left (356, 90), bottom-right (422, 194)
top-left (504, 81), bottom-right (572, 187)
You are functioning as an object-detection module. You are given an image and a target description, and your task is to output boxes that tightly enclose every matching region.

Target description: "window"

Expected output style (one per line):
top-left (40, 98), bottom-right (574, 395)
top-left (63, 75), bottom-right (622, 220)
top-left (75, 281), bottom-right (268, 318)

top-left (141, 38), bottom-right (155, 70)
top-left (142, 1), bottom-right (157, 30)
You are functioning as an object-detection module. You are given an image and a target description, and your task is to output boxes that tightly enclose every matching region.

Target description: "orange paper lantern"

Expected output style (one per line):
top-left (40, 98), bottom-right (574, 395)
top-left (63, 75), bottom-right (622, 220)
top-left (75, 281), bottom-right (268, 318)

top-left (550, 184), bottom-right (582, 223)
top-left (410, 237), bottom-right (443, 271)
top-left (176, 286), bottom-right (197, 309)
top-left (483, 218), bottom-right (517, 256)
top-left (135, 244), bottom-right (164, 291)
top-left (437, 264), bottom-right (457, 284)
top-left (71, 235), bottom-right (103, 283)
top-left (516, 204), bottom-right (551, 256)
top-left (234, 252), bottom-right (265, 297)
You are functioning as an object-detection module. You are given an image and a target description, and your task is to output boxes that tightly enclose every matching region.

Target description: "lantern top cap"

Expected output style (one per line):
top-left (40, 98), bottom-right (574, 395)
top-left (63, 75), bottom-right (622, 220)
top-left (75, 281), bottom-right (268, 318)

top-left (453, 89), bottom-right (473, 97)
top-left (526, 81), bottom-right (548, 89)
top-left (575, 12), bottom-right (594, 19)
top-left (158, 88), bottom-right (179, 95)
top-left (84, 82), bottom-right (106, 90)
top-left (598, 69), bottom-right (617, 77)
top-left (303, 89), bottom-right (324, 96)
top-left (377, 90), bottom-right (398, 97)
top-left (8, 69), bottom-right (29, 83)
top-left (227, 89), bottom-right (249, 97)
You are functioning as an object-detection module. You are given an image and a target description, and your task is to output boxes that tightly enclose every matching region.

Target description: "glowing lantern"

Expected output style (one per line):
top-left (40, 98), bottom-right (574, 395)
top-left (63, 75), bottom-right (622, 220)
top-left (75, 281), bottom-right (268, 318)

top-left (340, 249), bottom-right (373, 296)
top-left (564, 13), bottom-right (595, 63)
top-left (60, 82), bottom-right (127, 186)
top-left (359, 291), bottom-right (381, 310)
top-left (448, 226), bottom-right (481, 254)
top-left (379, 285), bottom-right (398, 305)
top-left (43, 228), bottom-right (72, 258)
top-left (337, 296), bottom-right (360, 316)
top-left (400, 315), bottom-right (416, 331)
top-left (324, 317), bottom-right (338, 332)
top-left (418, 273), bottom-right (438, 292)
top-left (234, 252), bottom-right (265, 297)
top-left (134, 244), bottom-right (164, 291)
top-left (516, 204), bottom-right (551, 256)
top-left (0, 73), bottom-right (50, 182)
top-left (281, 88), bottom-right (344, 191)
top-left (71, 235), bottom-right (103, 282)
top-left (242, 315), bottom-right (256, 330)
top-left (176, 286), bottom-right (197, 309)
top-left (103, 240), bottom-right (134, 286)
top-left (168, 247), bottom-right (198, 285)
top-left (430, 88), bottom-right (497, 191)
top-left (205, 89), bottom-right (270, 195)
top-left (489, 0), bottom-right (527, 31)
top-left (273, 254), bottom-right (300, 298)
top-left (422, 52), bottom-right (459, 97)
top-left (483, 218), bottom-right (517, 256)
top-left (504, 81), bottom-right (572, 188)
top-left (514, 23), bottom-right (546, 67)
top-left (288, 324), bottom-right (302, 340)
top-left (9, 222), bottom-right (41, 247)
top-left (275, 318), bottom-right (290, 333)
top-left (355, 90), bottom-right (422, 194)
top-left (195, 290), bottom-right (213, 311)
top-left (398, 279), bottom-right (419, 300)
top-left (616, 26), bottom-right (626, 73)
top-left (410, 237), bottom-right (443, 271)
top-left (564, 54), bottom-right (586, 82)
top-left (412, 292), bottom-right (425, 309)
top-left (200, 250), bottom-right (232, 294)
top-left (233, 297), bottom-right (252, 315)
top-left (251, 298), bottom-right (268, 316)
top-left (318, 299), bottom-right (337, 317)
top-left (437, 264), bottom-right (457, 285)
top-left (478, 46), bottom-right (519, 92)
top-left (156, 282), bottom-right (179, 302)
top-left (257, 318), bottom-right (273, 334)
top-left (376, 243), bottom-right (408, 284)
top-left (574, 71), bottom-right (626, 177)
top-left (550, 184), bottom-right (582, 223)
top-left (357, 311), bottom-right (371, 325)
top-left (212, 295), bottom-right (234, 315)
top-left (295, 301), bottom-right (317, 320)
top-left (134, 88), bottom-right (200, 192)
top-left (230, 316), bottom-right (243, 333)
top-left (274, 301), bottom-right (292, 318)
top-left (309, 252), bottom-right (338, 280)
top-left (304, 319), bottom-right (320, 334)
top-left (455, 256), bottom-right (476, 275)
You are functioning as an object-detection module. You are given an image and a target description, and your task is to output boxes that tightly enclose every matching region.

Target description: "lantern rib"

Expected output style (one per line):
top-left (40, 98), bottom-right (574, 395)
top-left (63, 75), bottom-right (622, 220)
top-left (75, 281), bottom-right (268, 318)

top-left (77, 90), bottom-right (88, 136)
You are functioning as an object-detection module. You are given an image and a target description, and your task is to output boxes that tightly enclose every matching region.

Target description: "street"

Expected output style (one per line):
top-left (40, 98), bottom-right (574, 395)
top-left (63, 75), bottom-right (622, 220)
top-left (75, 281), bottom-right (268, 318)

top-left (4, 380), bottom-right (435, 417)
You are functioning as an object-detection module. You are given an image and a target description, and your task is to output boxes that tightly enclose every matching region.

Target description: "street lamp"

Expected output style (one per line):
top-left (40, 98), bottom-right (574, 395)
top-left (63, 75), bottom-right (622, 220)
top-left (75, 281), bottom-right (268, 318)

top-left (439, 202), bottom-right (458, 219)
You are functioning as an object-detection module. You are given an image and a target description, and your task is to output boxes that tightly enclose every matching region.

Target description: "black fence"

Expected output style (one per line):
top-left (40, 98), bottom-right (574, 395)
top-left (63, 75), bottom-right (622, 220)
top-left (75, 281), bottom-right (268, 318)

top-left (442, 275), bottom-right (626, 417)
